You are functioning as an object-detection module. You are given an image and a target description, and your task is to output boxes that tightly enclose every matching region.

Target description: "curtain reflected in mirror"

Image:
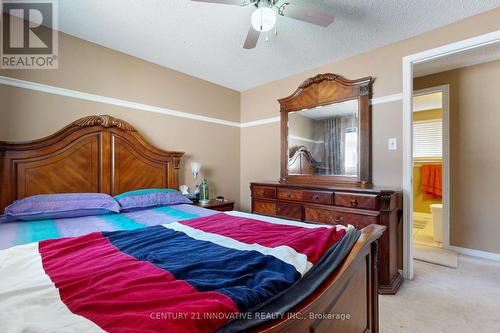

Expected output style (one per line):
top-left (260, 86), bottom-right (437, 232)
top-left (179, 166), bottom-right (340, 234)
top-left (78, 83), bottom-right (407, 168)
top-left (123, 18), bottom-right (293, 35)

top-left (288, 99), bottom-right (359, 177)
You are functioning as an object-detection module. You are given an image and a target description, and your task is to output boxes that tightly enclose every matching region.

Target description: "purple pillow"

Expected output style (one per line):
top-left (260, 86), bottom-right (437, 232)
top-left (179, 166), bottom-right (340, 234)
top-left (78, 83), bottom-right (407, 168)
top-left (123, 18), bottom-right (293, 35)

top-left (114, 188), bottom-right (192, 212)
top-left (4, 193), bottom-right (120, 222)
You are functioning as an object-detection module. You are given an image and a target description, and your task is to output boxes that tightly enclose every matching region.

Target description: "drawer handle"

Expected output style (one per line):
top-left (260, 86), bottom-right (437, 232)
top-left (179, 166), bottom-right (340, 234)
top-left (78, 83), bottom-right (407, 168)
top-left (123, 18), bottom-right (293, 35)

top-left (350, 200), bottom-right (358, 207)
top-left (275, 207), bottom-right (280, 213)
top-left (313, 195), bottom-right (319, 201)
top-left (287, 193), bottom-right (292, 198)
top-left (335, 216), bottom-right (344, 223)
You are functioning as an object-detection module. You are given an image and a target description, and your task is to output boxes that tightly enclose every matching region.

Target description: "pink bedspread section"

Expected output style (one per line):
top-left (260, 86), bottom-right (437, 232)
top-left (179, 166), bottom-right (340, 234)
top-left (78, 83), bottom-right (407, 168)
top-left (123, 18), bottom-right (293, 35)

top-left (39, 232), bottom-right (239, 333)
top-left (180, 213), bottom-right (346, 264)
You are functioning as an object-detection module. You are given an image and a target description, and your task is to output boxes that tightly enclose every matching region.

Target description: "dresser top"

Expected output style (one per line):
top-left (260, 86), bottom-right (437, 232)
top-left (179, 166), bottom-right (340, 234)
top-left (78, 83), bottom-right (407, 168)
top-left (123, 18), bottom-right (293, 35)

top-left (250, 181), bottom-right (401, 195)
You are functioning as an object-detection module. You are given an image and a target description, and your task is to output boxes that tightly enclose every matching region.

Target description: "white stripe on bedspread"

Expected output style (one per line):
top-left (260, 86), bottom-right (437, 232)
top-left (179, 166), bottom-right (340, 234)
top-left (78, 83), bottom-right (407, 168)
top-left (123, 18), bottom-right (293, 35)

top-left (0, 243), bottom-right (104, 333)
top-left (163, 222), bottom-right (313, 275)
top-left (226, 211), bottom-right (351, 231)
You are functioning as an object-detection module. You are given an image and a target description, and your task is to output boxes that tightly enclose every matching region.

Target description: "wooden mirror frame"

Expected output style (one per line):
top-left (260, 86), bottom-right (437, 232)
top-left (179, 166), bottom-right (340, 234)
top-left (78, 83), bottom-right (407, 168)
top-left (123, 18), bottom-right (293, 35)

top-left (278, 73), bottom-right (373, 187)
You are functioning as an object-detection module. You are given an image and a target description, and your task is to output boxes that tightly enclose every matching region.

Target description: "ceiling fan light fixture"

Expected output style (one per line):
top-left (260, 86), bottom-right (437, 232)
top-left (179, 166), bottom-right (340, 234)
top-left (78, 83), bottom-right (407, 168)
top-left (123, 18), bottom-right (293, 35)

top-left (251, 7), bottom-right (276, 32)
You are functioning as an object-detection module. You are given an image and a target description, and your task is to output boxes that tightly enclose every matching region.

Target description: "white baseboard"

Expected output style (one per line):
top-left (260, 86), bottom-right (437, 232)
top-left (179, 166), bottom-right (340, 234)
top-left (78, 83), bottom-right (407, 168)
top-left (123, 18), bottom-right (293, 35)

top-left (447, 245), bottom-right (500, 262)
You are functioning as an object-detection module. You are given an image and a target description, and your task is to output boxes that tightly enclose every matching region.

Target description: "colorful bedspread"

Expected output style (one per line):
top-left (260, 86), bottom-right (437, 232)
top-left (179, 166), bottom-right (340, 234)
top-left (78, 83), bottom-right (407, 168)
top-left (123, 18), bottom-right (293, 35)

top-left (0, 212), bottom-right (347, 333)
top-left (0, 204), bottom-right (215, 250)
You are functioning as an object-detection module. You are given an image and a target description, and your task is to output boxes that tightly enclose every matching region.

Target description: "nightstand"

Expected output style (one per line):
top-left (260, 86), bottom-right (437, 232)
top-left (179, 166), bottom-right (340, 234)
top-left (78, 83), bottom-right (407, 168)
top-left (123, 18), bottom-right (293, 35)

top-left (193, 199), bottom-right (234, 212)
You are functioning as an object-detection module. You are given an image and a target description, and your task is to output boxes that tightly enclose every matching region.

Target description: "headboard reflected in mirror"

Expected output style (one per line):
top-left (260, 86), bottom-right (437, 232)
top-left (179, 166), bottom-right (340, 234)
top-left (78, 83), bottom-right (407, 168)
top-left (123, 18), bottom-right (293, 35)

top-left (0, 115), bottom-right (184, 212)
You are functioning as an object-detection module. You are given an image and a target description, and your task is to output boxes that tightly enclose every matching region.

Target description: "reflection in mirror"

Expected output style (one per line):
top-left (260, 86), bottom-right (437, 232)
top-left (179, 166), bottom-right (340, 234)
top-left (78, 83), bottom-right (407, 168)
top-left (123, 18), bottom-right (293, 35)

top-left (288, 99), bottom-right (359, 177)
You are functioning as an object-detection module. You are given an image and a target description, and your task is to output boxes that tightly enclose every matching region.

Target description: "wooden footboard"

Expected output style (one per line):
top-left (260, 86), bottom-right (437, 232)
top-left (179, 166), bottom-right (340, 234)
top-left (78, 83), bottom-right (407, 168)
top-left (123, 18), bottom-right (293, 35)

top-left (252, 224), bottom-right (385, 333)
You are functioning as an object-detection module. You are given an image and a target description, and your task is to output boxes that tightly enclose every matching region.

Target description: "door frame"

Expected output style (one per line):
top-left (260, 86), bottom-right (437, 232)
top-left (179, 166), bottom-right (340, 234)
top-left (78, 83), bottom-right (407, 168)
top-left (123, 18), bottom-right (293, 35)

top-left (401, 30), bottom-right (500, 280)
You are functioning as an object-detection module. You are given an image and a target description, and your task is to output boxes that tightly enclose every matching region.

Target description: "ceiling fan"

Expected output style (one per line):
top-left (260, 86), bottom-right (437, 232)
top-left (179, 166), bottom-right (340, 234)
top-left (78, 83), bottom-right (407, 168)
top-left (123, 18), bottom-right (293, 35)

top-left (192, 0), bottom-right (335, 49)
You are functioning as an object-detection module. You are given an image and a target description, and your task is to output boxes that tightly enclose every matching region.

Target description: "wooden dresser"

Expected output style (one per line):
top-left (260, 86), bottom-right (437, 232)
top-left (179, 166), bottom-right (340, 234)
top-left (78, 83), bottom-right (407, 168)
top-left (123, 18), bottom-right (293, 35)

top-left (250, 181), bottom-right (403, 294)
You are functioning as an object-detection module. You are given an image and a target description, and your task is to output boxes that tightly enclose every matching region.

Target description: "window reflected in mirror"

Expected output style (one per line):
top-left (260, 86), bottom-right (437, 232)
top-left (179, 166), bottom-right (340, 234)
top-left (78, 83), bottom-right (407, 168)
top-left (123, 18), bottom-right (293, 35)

top-left (287, 99), bottom-right (359, 177)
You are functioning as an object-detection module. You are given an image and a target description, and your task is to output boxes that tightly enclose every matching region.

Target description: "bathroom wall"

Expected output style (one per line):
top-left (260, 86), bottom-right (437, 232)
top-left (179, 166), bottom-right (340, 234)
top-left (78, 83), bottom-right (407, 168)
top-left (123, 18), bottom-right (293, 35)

top-left (413, 108), bottom-right (443, 214)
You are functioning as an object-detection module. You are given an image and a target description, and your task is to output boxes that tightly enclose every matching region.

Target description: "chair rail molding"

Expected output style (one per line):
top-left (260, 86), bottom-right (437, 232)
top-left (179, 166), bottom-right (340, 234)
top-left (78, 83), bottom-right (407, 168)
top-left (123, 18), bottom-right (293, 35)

top-left (0, 75), bottom-right (403, 129)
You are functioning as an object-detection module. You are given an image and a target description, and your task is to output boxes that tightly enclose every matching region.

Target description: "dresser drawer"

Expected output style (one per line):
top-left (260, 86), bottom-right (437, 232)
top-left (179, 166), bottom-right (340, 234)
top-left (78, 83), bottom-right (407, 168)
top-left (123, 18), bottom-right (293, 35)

top-left (334, 192), bottom-right (378, 210)
top-left (251, 186), bottom-right (276, 199)
top-left (277, 188), bottom-right (332, 205)
top-left (253, 200), bottom-right (276, 216)
top-left (302, 190), bottom-right (333, 205)
top-left (277, 188), bottom-right (302, 201)
top-left (252, 199), bottom-right (302, 221)
top-left (304, 206), bottom-right (378, 229)
top-left (276, 201), bottom-right (302, 220)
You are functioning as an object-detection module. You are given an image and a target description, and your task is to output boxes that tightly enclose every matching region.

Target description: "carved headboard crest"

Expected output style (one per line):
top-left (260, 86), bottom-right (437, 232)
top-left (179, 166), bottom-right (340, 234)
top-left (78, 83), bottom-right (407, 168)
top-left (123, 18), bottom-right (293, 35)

top-left (73, 115), bottom-right (137, 132)
top-left (299, 73), bottom-right (339, 89)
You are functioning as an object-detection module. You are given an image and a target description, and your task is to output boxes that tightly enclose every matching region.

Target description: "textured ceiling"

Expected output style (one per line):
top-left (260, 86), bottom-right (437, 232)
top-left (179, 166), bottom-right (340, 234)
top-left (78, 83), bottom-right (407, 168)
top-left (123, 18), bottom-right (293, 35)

top-left (57, 0), bottom-right (500, 91)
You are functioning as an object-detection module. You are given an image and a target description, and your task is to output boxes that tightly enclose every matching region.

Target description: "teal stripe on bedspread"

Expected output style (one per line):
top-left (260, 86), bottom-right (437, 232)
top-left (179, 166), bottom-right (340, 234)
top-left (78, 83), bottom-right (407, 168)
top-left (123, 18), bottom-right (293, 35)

top-left (114, 189), bottom-right (175, 200)
top-left (152, 206), bottom-right (199, 220)
top-left (100, 213), bottom-right (146, 231)
top-left (14, 219), bottom-right (60, 245)
top-left (3, 205), bottom-right (202, 250)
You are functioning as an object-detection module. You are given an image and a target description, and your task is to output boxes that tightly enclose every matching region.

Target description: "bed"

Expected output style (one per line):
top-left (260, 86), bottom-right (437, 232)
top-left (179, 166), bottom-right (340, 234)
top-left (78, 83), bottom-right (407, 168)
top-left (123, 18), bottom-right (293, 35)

top-left (0, 115), bottom-right (384, 333)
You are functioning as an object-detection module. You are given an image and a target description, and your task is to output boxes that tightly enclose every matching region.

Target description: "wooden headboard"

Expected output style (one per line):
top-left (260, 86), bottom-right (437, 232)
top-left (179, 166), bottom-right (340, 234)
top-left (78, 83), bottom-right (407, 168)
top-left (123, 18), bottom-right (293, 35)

top-left (0, 115), bottom-right (184, 212)
top-left (288, 146), bottom-right (318, 175)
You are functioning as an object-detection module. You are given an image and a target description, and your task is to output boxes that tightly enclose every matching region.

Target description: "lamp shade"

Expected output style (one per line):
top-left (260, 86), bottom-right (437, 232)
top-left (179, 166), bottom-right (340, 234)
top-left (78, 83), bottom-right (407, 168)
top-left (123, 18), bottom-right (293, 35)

top-left (191, 162), bottom-right (201, 179)
top-left (251, 7), bottom-right (276, 32)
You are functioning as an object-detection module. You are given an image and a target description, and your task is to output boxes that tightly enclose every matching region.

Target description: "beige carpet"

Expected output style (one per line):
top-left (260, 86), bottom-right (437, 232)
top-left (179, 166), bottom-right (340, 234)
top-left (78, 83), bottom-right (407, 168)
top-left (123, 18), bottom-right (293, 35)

top-left (380, 256), bottom-right (500, 333)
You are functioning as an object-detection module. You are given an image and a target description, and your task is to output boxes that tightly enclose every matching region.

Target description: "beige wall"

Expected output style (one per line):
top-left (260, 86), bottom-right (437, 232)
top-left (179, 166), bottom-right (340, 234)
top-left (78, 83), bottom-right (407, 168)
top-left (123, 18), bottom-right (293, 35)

top-left (414, 60), bottom-right (500, 254)
top-left (0, 27), bottom-right (241, 207)
top-left (288, 113), bottom-right (325, 161)
top-left (240, 8), bottom-right (500, 216)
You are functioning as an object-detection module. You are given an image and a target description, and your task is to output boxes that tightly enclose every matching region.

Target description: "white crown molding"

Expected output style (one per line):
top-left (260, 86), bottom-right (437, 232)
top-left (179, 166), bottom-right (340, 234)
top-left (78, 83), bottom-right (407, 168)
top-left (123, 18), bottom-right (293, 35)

top-left (0, 75), bottom-right (403, 129)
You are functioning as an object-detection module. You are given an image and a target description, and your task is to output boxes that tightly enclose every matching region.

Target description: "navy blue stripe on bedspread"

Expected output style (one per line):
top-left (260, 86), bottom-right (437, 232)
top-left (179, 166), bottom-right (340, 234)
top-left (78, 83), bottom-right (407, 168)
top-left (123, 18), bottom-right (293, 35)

top-left (103, 225), bottom-right (300, 311)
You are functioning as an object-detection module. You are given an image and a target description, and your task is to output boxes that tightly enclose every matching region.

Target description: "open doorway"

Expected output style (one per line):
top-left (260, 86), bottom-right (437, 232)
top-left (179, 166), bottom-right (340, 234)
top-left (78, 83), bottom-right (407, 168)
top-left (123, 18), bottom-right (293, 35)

top-left (402, 31), bottom-right (500, 280)
top-left (411, 87), bottom-right (457, 268)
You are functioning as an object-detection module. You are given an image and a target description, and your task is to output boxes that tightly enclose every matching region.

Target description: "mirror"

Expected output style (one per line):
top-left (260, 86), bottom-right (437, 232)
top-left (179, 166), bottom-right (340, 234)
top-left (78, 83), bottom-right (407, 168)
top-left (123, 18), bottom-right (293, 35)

top-left (288, 99), bottom-right (359, 177)
top-left (278, 73), bottom-right (373, 186)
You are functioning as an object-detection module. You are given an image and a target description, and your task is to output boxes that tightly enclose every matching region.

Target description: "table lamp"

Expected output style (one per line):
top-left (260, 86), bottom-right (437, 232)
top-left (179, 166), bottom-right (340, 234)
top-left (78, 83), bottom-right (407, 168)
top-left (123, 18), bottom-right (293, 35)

top-left (191, 162), bottom-right (201, 180)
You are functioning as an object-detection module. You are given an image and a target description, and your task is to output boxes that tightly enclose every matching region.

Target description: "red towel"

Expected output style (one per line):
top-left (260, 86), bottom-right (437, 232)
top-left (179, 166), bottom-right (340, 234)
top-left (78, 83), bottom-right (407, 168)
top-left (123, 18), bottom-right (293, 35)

top-left (421, 164), bottom-right (442, 199)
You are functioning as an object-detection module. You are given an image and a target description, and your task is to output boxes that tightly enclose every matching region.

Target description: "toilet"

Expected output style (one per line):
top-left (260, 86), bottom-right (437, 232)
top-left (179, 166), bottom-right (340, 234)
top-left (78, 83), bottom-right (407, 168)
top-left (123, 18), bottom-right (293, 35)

top-left (430, 203), bottom-right (443, 243)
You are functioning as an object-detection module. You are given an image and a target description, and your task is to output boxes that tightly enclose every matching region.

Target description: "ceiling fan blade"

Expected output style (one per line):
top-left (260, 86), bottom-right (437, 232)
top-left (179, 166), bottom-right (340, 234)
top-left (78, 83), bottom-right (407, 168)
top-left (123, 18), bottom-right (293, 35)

top-left (279, 3), bottom-right (334, 27)
top-left (243, 27), bottom-right (260, 49)
top-left (191, 0), bottom-right (247, 6)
